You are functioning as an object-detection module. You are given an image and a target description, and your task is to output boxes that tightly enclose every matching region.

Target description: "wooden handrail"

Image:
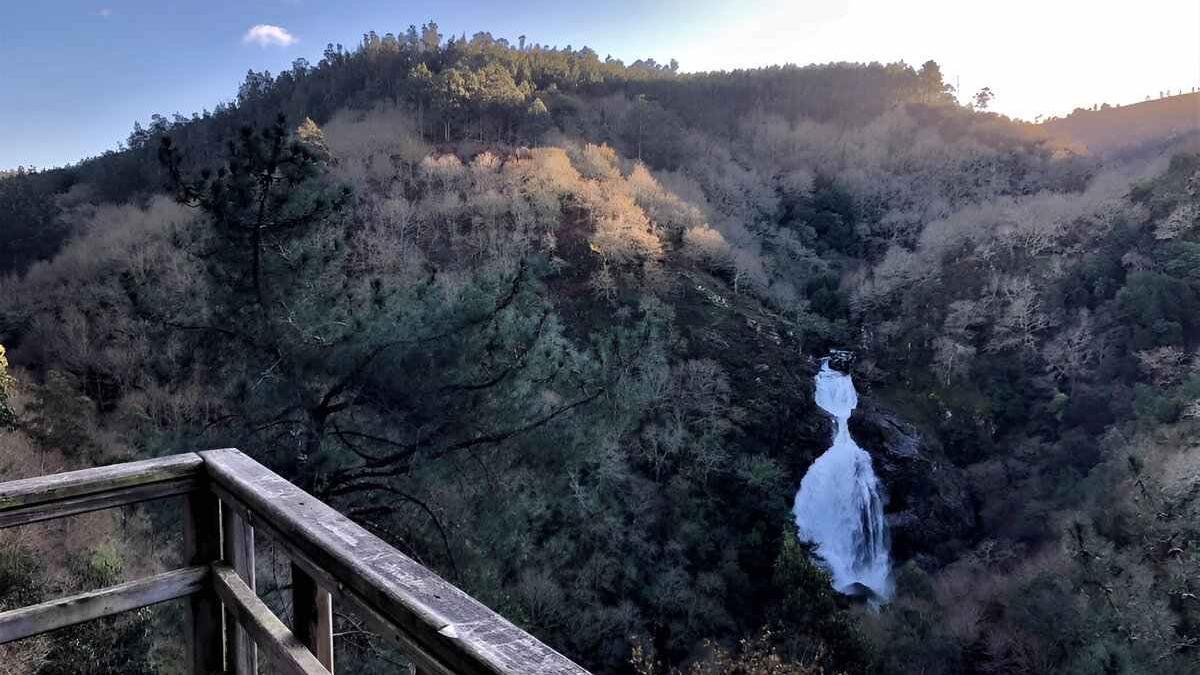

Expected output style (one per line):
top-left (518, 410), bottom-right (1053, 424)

top-left (0, 454), bottom-right (204, 529)
top-left (0, 449), bottom-right (593, 675)
top-left (202, 448), bottom-right (588, 675)
top-left (0, 566), bottom-right (209, 644)
top-left (212, 564), bottom-right (329, 675)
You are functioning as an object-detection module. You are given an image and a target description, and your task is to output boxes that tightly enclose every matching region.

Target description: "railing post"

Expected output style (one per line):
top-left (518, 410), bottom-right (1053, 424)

top-left (184, 491), bottom-right (223, 674)
top-left (292, 563), bottom-right (334, 673)
top-left (223, 508), bottom-right (258, 675)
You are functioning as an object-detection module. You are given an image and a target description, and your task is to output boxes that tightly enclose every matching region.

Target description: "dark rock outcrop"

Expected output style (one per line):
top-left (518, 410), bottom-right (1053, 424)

top-left (828, 350), bottom-right (854, 372)
top-left (849, 401), bottom-right (976, 564)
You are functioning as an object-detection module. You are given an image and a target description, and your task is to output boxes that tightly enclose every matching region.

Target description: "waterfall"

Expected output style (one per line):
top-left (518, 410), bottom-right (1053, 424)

top-left (792, 358), bottom-right (892, 601)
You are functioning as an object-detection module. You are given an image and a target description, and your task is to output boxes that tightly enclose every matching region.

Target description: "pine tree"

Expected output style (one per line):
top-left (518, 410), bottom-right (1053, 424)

top-left (159, 115), bottom-right (355, 469)
top-left (160, 114), bottom-right (351, 311)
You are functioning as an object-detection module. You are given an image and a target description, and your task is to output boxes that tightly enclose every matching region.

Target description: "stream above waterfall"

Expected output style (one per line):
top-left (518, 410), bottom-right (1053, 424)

top-left (792, 358), bottom-right (893, 601)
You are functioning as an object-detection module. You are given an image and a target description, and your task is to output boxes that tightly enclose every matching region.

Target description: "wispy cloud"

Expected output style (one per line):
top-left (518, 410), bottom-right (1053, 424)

top-left (93, 8), bottom-right (113, 18)
top-left (243, 24), bottom-right (298, 48)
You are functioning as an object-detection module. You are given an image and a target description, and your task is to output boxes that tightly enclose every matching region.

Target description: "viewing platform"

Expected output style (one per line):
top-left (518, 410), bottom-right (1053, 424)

top-left (0, 448), bottom-right (590, 675)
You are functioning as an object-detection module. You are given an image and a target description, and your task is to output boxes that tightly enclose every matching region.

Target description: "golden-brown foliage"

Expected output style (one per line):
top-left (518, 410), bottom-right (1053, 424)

top-left (571, 142), bottom-right (622, 181)
top-left (628, 163), bottom-right (707, 240)
top-left (584, 184), bottom-right (662, 264)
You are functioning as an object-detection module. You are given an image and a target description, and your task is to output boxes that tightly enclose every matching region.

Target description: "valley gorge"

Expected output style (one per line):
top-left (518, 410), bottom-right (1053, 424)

top-left (1, 20), bottom-right (1198, 675)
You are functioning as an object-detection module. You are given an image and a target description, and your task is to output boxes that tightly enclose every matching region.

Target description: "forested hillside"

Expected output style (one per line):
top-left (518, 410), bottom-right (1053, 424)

top-left (2, 23), bottom-right (1199, 675)
top-left (1043, 92), bottom-right (1200, 154)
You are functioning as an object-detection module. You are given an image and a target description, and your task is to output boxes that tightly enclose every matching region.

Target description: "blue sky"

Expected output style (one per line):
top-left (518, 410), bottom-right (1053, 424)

top-left (3, 1), bottom-right (1198, 170)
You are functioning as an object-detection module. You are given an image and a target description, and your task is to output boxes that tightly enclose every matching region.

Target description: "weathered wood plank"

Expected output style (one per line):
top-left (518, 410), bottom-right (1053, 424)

top-left (211, 563), bottom-right (329, 675)
top-left (0, 566), bottom-right (208, 644)
top-left (0, 476), bottom-right (202, 529)
top-left (216, 485), bottom-right (454, 675)
top-left (0, 454), bottom-right (203, 510)
top-left (0, 453), bottom-right (204, 529)
top-left (184, 490), bottom-right (224, 675)
top-left (201, 448), bottom-right (590, 675)
top-left (223, 507), bottom-right (258, 675)
top-left (292, 563), bottom-right (335, 672)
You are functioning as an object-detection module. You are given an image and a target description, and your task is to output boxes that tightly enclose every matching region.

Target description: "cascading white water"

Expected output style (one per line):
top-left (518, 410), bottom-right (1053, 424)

top-left (792, 358), bottom-right (892, 600)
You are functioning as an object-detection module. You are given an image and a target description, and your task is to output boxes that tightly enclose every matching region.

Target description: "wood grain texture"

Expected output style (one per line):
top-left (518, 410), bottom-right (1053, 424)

top-left (292, 563), bottom-right (334, 672)
top-left (211, 564), bottom-right (329, 675)
top-left (201, 448), bottom-right (591, 675)
top-left (0, 476), bottom-right (201, 529)
top-left (0, 453), bottom-right (204, 529)
top-left (216, 485), bottom-right (454, 675)
top-left (211, 482), bottom-right (453, 672)
top-left (222, 508), bottom-right (258, 675)
top-left (0, 454), bottom-right (203, 509)
top-left (184, 490), bottom-right (224, 675)
top-left (0, 566), bottom-right (208, 644)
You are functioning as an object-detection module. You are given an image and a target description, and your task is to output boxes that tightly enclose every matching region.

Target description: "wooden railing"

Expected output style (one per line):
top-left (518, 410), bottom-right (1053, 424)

top-left (0, 448), bottom-right (591, 675)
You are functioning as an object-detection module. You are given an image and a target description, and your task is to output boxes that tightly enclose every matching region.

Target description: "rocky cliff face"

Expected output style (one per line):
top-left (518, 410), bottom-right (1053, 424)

top-left (849, 401), bottom-right (977, 564)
